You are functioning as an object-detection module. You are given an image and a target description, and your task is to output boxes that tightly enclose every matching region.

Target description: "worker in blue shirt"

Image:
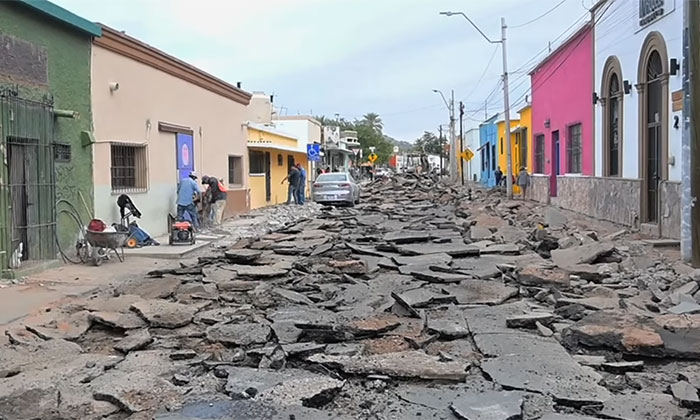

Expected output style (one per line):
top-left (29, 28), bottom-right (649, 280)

top-left (295, 163), bottom-right (307, 205)
top-left (177, 172), bottom-right (201, 230)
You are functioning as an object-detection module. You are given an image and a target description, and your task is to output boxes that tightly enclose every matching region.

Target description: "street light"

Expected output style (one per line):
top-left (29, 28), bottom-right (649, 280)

top-left (433, 89), bottom-right (456, 182)
top-left (441, 10), bottom-right (514, 199)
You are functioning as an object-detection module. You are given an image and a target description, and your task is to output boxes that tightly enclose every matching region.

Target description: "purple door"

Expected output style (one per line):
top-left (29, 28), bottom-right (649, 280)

top-left (550, 131), bottom-right (559, 197)
top-left (176, 133), bottom-right (194, 180)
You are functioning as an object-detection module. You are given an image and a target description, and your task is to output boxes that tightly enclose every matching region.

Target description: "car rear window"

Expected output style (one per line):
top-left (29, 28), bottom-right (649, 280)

top-left (317, 174), bottom-right (347, 182)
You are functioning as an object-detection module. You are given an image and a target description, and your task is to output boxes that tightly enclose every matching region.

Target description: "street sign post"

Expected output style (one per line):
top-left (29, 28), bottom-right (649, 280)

top-left (368, 153), bottom-right (378, 163)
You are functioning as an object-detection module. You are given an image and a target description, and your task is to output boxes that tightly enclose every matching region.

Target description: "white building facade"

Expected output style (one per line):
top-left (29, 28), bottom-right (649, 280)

top-left (463, 128), bottom-right (481, 183)
top-left (593, 0), bottom-right (684, 238)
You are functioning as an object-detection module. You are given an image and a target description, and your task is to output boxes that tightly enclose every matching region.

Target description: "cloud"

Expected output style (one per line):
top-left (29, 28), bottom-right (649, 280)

top-left (54, 0), bottom-right (594, 141)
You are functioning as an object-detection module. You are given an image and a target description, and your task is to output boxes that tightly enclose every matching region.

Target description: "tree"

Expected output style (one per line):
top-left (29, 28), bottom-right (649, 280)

top-left (360, 113), bottom-right (383, 133)
top-left (414, 131), bottom-right (444, 155)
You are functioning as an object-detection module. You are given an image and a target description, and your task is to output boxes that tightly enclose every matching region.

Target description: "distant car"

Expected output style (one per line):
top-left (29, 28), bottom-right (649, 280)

top-left (375, 168), bottom-right (390, 179)
top-left (312, 172), bottom-right (360, 206)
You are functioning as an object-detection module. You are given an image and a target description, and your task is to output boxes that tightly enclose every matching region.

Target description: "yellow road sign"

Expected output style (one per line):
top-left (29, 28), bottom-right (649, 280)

top-left (368, 153), bottom-right (378, 163)
top-left (460, 148), bottom-right (474, 161)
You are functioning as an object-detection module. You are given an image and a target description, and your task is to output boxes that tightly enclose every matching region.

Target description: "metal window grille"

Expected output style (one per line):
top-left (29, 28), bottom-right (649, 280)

top-left (249, 151), bottom-right (265, 174)
top-left (53, 142), bottom-right (71, 162)
top-left (277, 153), bottom-right (283, 166)
top-left (228, 156), bottom-right (243, 184)
top-left (535, 135), bottom-right (545, 174)
top-left (111, 143), bottom-right (148, 192)
top-left (567, 124), bottom-right (582, 174)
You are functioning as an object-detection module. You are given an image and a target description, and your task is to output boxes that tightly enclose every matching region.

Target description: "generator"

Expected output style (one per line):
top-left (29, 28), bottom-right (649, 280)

top-left (168, 214), bottom-right (196, 246)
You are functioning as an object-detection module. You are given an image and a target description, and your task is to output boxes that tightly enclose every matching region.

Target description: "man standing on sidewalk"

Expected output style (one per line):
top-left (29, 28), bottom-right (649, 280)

top-left (281, 165), bottom-right (300, 205)
top-left (177, 172), bottom-right (201, 230)
top-left (295, 163), bottom-right (307, 205)
top-left (202, 175), bottom-right (228, 225)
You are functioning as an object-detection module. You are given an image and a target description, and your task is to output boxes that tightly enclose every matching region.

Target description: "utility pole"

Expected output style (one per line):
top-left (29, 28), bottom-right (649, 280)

top-left (449, 90), bottom-right (457, 183)
top-left (687, 0), bottom-right (700, 265)
top-left (438, 125), bottom-right (444, 176)
top-left (440, 11), bottom-right (513, 198)
top-left (501, 17), bottom-right (514, 199)
top-left (459, 101), bottom-right (465, 185)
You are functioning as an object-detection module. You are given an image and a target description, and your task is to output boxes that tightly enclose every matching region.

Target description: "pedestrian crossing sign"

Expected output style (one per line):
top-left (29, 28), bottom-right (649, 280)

top-left (368, 153), bottom-right (378, 163)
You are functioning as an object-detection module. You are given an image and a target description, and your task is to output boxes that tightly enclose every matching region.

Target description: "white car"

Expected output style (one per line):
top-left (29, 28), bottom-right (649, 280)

top-left (312, 173), bottom-right (361, 206)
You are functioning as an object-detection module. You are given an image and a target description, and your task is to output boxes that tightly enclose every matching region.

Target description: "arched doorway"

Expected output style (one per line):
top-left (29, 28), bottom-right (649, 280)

top-left (637, 32), bottom-right (669, 226)
top-left (601, 56), bottom-right (623, 177)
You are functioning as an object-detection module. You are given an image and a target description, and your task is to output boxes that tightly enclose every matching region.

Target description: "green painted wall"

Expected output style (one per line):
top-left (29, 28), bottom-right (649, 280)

top-left (0, 1), bottom-right (94, 266)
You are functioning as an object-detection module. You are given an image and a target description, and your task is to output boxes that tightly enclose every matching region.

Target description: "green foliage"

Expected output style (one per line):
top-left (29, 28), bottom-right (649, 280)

top-left (315, 112), bottom-right (397, 164)
top-left (414, 131), bottom-right (444, 155)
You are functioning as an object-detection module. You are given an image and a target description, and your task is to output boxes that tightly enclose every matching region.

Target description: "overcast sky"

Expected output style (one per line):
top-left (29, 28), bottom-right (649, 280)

top-left (54, 0), bottom-right (594, 141)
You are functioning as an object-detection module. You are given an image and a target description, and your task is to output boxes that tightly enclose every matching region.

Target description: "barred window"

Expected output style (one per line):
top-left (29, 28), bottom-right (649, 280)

top-left (249, 151), bottom-right (265, 174)
top-left (567, 124), bottom-right (582, 173)
top-left (111, 143), bottom-right (147, 192)
top-left (277, 153), bottom-right (283, 166)
top-left (534, 134), bottom-right (545, 174)
top-left (228, 155), bottom-right (243, 185)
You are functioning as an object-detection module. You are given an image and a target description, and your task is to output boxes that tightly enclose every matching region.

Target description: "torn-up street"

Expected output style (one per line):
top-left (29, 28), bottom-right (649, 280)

top-left (2, 174), bottom-right (700, 419)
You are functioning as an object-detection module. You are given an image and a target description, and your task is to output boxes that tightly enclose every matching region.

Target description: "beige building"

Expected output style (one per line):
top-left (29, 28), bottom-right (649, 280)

top-left (91, 25), bottom-right (251, 237)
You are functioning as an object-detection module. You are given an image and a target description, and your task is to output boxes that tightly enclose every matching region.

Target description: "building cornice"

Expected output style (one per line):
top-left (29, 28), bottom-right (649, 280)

top-left (94, 24), bottom-right (251, 105)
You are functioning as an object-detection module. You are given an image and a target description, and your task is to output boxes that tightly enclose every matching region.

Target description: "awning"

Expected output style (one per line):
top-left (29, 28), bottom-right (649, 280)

top-left (247, 142), bottom-right (301, 153)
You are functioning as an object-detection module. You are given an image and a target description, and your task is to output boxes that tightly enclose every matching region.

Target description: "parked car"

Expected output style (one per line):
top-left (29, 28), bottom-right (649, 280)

top-left (312, 172), bottom-right (360, 206)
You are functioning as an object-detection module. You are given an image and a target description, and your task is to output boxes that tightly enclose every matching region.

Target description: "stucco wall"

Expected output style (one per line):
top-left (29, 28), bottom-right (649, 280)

top-left (594, 0), bottom-right (684, 182)
top-left (519, 106), bottom-right (532, 172)
top-left (0, 2), bottom-right (95, 255)
top-left (532, 26), bottom-right (594, 176)
top-left (551, 176), bottom-right (642, 227)
top-left (464, 128), bottom-right (481, 183)
top-left (660, 181), bottom-right (681, 239)
top-left (479, 119), bottom-right (498, 187)
top-left (91, 45), bottom-right (249, 237)
top-left (529, 175), bottom-right (551, 204)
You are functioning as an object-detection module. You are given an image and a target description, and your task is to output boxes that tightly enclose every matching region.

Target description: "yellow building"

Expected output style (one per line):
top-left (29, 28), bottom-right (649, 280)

top-left (247, 123), bottom-right (308, 209)
top-left (497, 105), bottom-right (532, 194)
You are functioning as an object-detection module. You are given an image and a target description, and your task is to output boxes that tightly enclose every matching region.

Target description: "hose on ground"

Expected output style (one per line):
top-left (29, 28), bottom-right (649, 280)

top-left (54, 199), bottom-right (87, 264)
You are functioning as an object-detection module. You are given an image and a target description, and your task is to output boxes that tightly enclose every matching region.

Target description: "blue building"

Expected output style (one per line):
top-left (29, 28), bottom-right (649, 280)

top-left (479, 114), bottom-right (499, 187)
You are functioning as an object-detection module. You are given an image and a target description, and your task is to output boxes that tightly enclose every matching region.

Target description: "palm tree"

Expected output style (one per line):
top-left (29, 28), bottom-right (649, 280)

top-left (361, 113), bottom-right (383, 133)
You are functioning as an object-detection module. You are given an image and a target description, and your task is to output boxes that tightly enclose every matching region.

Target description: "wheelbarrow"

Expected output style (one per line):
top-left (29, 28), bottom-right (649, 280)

top-left (84, 230), bottom-right (129, 266)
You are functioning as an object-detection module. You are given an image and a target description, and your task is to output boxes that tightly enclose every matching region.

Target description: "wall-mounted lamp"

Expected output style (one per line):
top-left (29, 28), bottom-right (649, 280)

top-left (544, 118), bottom-right (551, 129)
top-left (109, 82), bottom-right (119, 93)
top-left (670, 58), bottom-right (680, 75)
top-left (623, 80), bottom-right (632, 94)
top-left (593, 92), bottom-right (599, 104)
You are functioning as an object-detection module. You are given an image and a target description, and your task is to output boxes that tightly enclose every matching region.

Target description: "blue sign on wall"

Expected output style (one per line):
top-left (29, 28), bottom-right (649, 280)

top-left (307, 144), bottom-right (321, 162)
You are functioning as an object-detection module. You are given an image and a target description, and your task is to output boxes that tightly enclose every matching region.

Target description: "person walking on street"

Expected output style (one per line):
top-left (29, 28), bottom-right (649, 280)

top-left (295, 163), bottom-right (307, 205)
top-left (177, 172), bottom-right (201, 230)
top-left (516, 167), bottom-right (530, 200)
top-left (281, 166), bottom-right (300, 204)
top-left (202, 175), bottom-right (228, 225)
top-left (494, 167), bottom-right (503, 187)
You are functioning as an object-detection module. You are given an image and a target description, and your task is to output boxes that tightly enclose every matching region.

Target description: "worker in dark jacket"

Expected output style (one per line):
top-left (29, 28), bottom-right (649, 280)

top-left (281, 166), bottom-right (300, 204)
top-left (201, 175), bottom-right (228, 225)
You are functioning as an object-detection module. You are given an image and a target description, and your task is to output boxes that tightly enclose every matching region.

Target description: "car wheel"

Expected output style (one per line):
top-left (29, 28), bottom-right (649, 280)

top-left (347, 200), bottom-right (355, 207)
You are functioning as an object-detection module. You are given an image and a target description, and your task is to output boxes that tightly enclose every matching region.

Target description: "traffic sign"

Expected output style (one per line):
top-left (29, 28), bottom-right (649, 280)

top-left (460, 148), bottom-right (474, 162)
top-left (307, 144), bottom-right (321, 162)
top-left (393, 146), bottom-right (399, 154)
top-left (368, 153), bottom-right (378, 163)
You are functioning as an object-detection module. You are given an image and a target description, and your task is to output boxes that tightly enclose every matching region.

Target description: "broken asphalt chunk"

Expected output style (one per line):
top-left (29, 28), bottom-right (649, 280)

top-left (224, 249), bottom-right (263, 263)
top-left (307, 350), bottom-right (469, 381)
top-left (206, 322), bottom-right (272, 347)
top-left (130, 299), bottom-right (195, 329)
top-left (450, 390), bottom-right (524, 420)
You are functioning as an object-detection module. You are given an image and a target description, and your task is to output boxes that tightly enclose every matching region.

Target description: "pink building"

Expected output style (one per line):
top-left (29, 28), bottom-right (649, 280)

top-left (530, 24), bottom-right (593, 201)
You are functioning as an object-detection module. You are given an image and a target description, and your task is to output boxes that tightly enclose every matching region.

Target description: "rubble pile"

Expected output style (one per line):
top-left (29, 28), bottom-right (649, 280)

top-left (3, 174), bottom-right (700, 419)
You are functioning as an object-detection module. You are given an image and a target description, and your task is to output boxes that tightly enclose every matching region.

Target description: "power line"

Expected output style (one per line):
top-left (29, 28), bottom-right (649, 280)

top-left (461, 45), bottom-right (500, 102)
top-left (510, 0), bottom-right (570, 29)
